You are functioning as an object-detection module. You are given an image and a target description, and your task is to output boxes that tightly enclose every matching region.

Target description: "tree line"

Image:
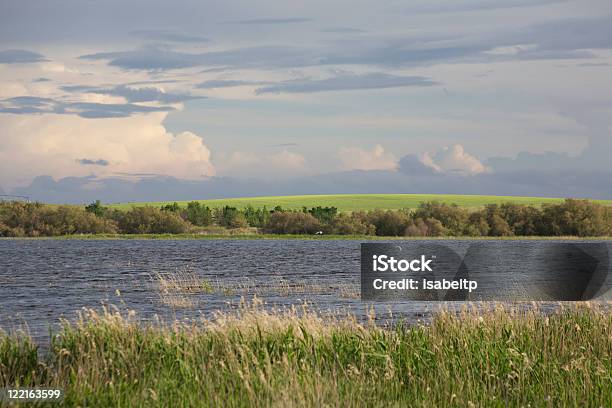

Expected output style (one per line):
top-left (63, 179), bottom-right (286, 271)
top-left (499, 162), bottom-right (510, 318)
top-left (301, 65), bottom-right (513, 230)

top-left (0, 199), bottom-right (610, 237)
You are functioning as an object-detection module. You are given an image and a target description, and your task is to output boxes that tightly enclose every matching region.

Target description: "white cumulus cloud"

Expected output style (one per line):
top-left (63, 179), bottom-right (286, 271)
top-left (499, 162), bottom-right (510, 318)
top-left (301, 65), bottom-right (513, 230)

top-left (337, 144), bottom-right (397, 171)
top-left (422, 144), bottom-right (488, 175)
top-left (217, 149), bottom-right (307, 179)
top-left (0, 112), bottom-right (214, 188)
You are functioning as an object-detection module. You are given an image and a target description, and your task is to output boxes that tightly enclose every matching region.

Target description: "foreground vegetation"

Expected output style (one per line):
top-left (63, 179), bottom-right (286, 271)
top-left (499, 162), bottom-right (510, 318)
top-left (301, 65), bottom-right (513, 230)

top-left (108, 193), bottom-right (612, 212)
top-left (1, 303), bottom-right (610, 407)
top-left (2, 198), bottom-right (612, 237)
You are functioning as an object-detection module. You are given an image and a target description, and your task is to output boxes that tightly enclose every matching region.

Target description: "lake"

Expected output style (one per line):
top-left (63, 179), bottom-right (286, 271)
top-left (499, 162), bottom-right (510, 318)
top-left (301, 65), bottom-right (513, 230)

top-left (0, 239), bottom-right (608, 344)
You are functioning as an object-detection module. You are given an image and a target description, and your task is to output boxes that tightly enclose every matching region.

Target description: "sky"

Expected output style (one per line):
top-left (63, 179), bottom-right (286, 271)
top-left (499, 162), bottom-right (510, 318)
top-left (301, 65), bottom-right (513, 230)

top-left (1, 0), bottom-right (612, 202)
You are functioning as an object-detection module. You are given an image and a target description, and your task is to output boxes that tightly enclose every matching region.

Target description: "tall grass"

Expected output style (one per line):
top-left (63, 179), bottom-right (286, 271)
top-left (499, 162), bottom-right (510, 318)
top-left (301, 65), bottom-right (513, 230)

top-left (1, 302), bottom-right (610, 407)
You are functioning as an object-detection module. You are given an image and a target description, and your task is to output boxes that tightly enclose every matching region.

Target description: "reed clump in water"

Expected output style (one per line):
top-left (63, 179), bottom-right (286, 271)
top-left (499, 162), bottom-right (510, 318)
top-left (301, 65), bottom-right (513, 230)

top-left (1, 302), bottom-right (610, 407)
top-left (153, 268), bottom-right (360, 303)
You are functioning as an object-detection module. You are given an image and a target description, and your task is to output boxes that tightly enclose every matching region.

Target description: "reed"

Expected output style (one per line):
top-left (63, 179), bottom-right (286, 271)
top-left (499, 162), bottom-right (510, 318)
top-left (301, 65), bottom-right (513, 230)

top-left (1, 302), bottom-right (610, 407)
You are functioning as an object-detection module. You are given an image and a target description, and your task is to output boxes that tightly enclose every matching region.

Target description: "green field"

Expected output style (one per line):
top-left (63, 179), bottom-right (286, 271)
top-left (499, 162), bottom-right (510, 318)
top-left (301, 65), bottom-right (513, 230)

top-left (107, 193), bottom-right (612, 212)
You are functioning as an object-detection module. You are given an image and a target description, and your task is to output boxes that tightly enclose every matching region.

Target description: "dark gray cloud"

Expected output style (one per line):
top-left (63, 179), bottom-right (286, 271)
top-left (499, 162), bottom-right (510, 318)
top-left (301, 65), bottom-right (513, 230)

top-left (526, 16), bottom-right (612, 52)
top-left (61, 84), bottom-right (201, 104)
top-left (130, 29), bottom-right (208, 43)
top-left (255, 73), bottom-right (437, 94)
top-left (78, 42), bottom-right (484, 71)
top-left (75, 14), bottom-right (612, 72)
top-left (68, 102), bottom-right (173, 118)
top-left (0, 96), bottom-right (174, 118)
top-left (486, 151), bottom-right (574, 172)
top-left (399, 0), bottom-right (569, 14)
top-left (398, 155), bottom-right (437, 176)
top-left (199, 66), bottom-right (231, 73)
top-left (12, 167), bottom-right (612, 204)
top-left (320, 42), bottom-right (491, 67)
top-left (321, 27), bottom-right (367, 34)
top-left (0, 49), bottom-right (46, 63)
top-left (80, 45), bottom-right (316, 71)
top-left (32, 77), bottom-right (51, 82)
top-left (80, 47), bottom-right (205, 70)
top-left (78, 159), bottom-right (109, 166)
top-left (0, 96), bottom-right (61, 114)
top-left (196, 79), bottom-right (267, 89)
top-left (579, 62), bottom-right (612, 67)
top-left (79, 37), bottom-right (497, 73)
top-left (223, 17), bottom-right (312, 25)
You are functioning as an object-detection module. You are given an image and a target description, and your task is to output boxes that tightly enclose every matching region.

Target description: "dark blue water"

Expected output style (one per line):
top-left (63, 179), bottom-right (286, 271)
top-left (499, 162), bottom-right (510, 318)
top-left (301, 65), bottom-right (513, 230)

top-left (0, 239), bottom-right (607, 344)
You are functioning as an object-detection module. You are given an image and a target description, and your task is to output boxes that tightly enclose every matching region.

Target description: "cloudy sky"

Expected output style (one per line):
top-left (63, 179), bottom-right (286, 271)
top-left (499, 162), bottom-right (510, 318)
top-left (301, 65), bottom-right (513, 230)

top-left (1, 0), bottom-right (612, 202)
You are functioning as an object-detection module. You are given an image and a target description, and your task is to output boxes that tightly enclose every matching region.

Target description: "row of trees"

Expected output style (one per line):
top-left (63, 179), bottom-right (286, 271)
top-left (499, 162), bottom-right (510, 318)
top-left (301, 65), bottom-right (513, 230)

top-left (0, 199), bottom-right (610, 237)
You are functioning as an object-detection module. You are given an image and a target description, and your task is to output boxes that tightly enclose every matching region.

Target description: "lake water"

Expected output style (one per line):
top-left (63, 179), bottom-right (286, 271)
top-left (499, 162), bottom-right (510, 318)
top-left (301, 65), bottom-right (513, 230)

top-left (0, 239), bottom-right (608, 344)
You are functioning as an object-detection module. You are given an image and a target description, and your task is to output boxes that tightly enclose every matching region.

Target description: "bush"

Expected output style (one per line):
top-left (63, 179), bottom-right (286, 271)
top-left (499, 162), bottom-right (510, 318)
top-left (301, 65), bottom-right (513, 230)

top-left (367, 210), bottom-right (411, 236)
top-left (2, 199), bottom-right (611, 237)
top-left (464, 212), bottom-right (490, 236)
top-left (114, 207), bottom-right (190, 234)
top-left (404, 217), bottom-right (447, 237)
top-left (215, 206), bottom-right (248, 229)
top-left (0, 202), bottom-right (117, 236)
top-left (412, 202), bottom-right (469, 236)
top-left (540, 199), bottom-right (611, 237)
top-left (330, 213), bottom-right (375, 235)
top-left (243, 205), bottom-right (271, 228)
top-left (498, 203), bottom-right (543, 236)
top-left (265, 211), bottom-right (322, 234)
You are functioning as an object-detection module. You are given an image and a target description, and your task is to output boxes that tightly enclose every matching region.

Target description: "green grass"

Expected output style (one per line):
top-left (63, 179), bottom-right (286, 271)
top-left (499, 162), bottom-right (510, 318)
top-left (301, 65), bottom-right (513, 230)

top-left (1, 303), bottom-right (610, 407)
top-left (106, 193), bottom-right (612, 212)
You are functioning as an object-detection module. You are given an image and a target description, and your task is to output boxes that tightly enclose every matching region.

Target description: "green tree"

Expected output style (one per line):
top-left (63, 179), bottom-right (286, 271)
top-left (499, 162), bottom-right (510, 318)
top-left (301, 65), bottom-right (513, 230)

top-left (84, 200), bottom-right (107, 217)
top-left (183, 202), bottom-right (212, 226)
top-left (160, 202), bottom-right (180, 213)
top-left (217, 206), bottom-right (248, 228)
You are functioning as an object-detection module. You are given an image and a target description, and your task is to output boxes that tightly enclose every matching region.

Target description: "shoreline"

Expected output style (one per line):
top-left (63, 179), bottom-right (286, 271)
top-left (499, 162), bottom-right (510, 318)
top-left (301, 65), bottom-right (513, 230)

top-left (2, 233), bottom-right (612, 240)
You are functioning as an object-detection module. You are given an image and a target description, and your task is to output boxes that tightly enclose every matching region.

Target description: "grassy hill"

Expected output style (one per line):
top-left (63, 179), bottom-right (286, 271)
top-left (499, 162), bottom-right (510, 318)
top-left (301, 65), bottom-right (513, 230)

top-left (106, 194), bottom-right (612, 212)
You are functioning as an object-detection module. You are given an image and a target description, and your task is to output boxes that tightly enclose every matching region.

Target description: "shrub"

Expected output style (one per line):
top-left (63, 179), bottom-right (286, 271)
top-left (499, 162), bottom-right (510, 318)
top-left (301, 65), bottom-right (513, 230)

top-left (330, 213), bottom-right (375, 235)
top-left (481, 205), bottom-right (514, 236)
top-left (412, 201), bottom-right (469, 236)
top-left (265, 211), bottom-right (322, 234)
top-left (115, 207), bottom-right (190, 234)
top-left (0, 202), bottom-right (118, 236)
top-left (215, 206), bottom-right (248, 228)
top-left (464, 212), bottom-right (490, 236)
top-left (243, 205), bottom-right (271, 228)
top-left (404, 217), bottom-right (447, 237)
top-left (541, 199), bottom-right (611, 237)
top-left (367, 210), bottom-right (411, 236)
top-left (498, 203), bottom-right (543, 236)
